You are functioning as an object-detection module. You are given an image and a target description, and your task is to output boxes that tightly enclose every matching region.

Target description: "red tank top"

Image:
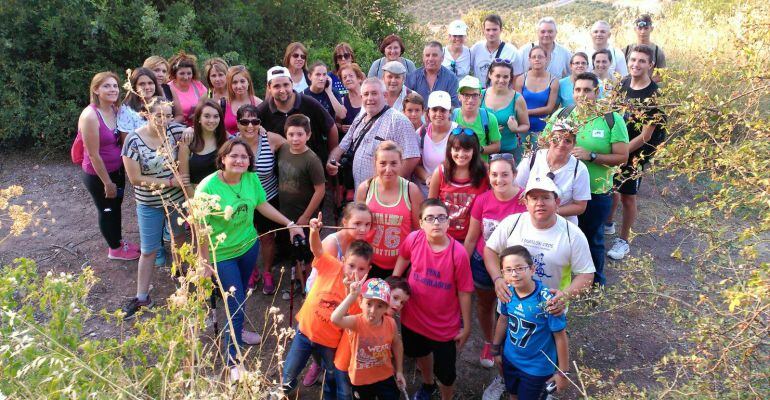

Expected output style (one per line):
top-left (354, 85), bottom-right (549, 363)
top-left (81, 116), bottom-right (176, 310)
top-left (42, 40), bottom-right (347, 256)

top-left (437, 164), bottom-right (489, 241)
top-left (365, 177), bottom-right (413, 270)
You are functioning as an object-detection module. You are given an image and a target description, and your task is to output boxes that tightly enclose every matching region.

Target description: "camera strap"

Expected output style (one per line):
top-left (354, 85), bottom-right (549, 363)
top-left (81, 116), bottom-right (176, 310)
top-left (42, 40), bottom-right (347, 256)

top-left (348, 105), bottom-right (390, 157)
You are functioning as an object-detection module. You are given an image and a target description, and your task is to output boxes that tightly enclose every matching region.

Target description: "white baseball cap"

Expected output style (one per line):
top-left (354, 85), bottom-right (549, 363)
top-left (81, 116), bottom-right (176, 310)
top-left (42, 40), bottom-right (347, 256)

top-left (457, 75), bottom-right (482, 93)
top-left (266, 66), bottom-right (291, 84)
top-left (448, 20), bottom-right (468, 36)
top-left (525, 175), bottom-right (561, 198)
top-left (427, 91), bottom-right (452, 110)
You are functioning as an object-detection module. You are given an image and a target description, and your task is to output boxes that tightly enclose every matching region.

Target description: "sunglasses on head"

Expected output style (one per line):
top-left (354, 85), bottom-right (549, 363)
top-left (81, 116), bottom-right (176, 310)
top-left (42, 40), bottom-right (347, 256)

top-left (238, 118), bottom-right (261, 126)
top-left (489, 153), bottom-right (514, 161)
top-left (636, 21), bottom-right (650, 28)
top-left (451, 127), bottom-right (475, 136)
top-left (336, 53), bottom-right (352, 60)
top-left (493, 58), bottom-right (512, 65)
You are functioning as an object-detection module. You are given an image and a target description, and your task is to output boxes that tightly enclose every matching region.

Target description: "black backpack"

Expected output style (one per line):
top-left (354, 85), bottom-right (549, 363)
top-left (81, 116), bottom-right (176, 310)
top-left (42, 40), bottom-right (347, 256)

top-left (554, 104), bottom-right (616, 131)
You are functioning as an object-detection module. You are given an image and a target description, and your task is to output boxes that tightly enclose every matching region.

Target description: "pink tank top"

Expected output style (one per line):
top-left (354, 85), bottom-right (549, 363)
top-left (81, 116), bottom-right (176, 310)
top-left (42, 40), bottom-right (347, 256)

top-left (223, 97), bottom-right (257, 135)
top-left (82, 104), bottom-right (123, 175)
top-left (437, 164), bottom-right (489, 241)
top-left (365, 177), bottom-right (413, 270)
top-left (169, 80), bottom-right (206, 126)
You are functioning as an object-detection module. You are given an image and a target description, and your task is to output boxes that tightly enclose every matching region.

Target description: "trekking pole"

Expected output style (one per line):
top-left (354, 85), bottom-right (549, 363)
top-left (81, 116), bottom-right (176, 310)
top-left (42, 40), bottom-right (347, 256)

top-left (288, 262), bottom-right (296, 327)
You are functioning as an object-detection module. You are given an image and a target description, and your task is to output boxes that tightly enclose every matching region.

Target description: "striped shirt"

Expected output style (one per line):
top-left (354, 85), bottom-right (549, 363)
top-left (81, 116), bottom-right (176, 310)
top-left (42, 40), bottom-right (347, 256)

top-left (121, 123), bottom-right (185, 207)
top-left (239, 132), bottom-right (279, 200)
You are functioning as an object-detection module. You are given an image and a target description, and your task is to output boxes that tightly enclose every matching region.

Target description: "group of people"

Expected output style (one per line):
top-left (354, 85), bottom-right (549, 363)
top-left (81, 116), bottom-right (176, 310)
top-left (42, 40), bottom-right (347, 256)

top-left (75, 11), bottom-right (667, 400)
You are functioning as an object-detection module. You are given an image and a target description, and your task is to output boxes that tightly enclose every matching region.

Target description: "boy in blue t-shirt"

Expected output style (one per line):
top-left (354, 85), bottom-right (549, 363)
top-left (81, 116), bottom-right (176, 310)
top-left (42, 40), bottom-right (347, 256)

top-left (491, 245), bottom-right (570, 399)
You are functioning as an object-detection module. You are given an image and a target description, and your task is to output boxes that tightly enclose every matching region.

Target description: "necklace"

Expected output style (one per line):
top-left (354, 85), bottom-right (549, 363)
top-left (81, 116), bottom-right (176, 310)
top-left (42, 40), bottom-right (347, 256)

top-left (220, 172), bottom-right (243, 199)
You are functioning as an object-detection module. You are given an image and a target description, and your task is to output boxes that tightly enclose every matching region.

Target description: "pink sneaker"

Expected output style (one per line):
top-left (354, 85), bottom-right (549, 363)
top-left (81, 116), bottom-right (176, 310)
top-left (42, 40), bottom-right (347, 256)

top-left (247, 268), bottom-right (262, 290)
top-left (121, 240), bottom-right (140, 253)
top-left (108, 242), bottom-right (140, 261)
top-left (302, 360), bottom-right (322, 386)
top-left (262, 272), bottom-right (276, 295)
top-left (241, 330), bottom-right (262, 345)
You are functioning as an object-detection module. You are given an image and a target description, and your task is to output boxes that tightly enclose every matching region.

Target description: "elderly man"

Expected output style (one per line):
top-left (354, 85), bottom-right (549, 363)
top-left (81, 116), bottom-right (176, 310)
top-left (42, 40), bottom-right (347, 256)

top-left (585, 20), bottom-right (628, 78)
top-left (382, 61), bottom-right (411, 111)
top-left (326, 77), bottom-right (421, 189)
top-left (517, 17), bottom-right (573, 78)
top-left (469, 14), bottom-right (520, 86)
top-left (406, 41), bottom-right (460, 108)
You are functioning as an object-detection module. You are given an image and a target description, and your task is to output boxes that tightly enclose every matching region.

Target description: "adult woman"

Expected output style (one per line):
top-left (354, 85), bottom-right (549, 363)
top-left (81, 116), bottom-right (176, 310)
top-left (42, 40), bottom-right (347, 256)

top-left (414, 91), bottom-right (457, 196)
top-left (482, 60), bottom-right (530, 163)
top-left (195, 139), bottom-right (303, 380)
top-left (284, 42), bottom-right (309, 92)
top-left (222, 65), bottom-right (263, 135)
top-left (368, 34), bottom-right (417, 79)
top-left (442, 20), bottom-right (472, 79)
top-left (303, 61), bottom-right (347, 121)
top-left (120, 97), bottom-right (187, 320)
top-left (592, 49), bottom-right (614, 96)
top-left (143, 56), bottom-right (174, 103)
top-left (355, 141), bottom-right (423, 279)
top-left (514, 46), bottom-right (559, 152)
top-left (117, 68), bottom-right (163, 137)
top-left (168, 51), bottom-right (207, 126)
top-left (179, 99), bottom-right (229, 193)
top-left (557, 52), bottom-right (589, 108)
top-left (515, 122), bottom-right (591, 225)
top-left (204, 57), bottom-right (229, 103)
top-left (337, 63), bottom-right (365, 137)
top-left (235, 105), bottom-right (285, 295)
top-left (79, 71), bottom-right (139, 261)
top-left (330, 42), bottom-right (356, 98)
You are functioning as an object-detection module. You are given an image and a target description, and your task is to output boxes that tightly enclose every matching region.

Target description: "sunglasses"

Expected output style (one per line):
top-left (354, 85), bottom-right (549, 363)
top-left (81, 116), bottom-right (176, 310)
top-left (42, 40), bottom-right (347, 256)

top-left (291, 53), bottom-right (307, 60)
top-left (451, 127), bottom-right (475, 136)
top-left (546, 172), bottom-right (556, 180)
top-left (493, 58), bottom-right (512, 64)
top-left (636, 21), bottom-right (650, 28)
top-left (238, 118), bottom-right (261, 126)
top-left (489, 153), bottom-right (514, 161)
top-left (335, 53), bottom-right (352, 60)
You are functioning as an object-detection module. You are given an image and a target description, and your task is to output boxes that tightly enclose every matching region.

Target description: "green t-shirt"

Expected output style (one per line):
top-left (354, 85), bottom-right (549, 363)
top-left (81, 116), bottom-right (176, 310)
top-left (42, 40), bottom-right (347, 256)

top-left (547, 108), bottom-right (629, 193)
top-left (195, 171), bottom-right (267, 261)
top-left (454, 109), bottom-right (501, 161)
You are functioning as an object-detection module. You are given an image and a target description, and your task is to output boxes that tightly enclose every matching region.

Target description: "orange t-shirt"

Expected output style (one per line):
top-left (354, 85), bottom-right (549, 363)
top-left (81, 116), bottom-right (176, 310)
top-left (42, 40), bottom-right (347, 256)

top-left (296, 253), bottom-right (361, 348)
top-left (345, 314), bottom-right (397, 386)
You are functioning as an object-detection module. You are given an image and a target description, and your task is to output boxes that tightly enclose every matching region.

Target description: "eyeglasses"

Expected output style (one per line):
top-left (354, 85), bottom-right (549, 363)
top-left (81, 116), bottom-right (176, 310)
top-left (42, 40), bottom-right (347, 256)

top-left (291, 53), bottom-right (307, 60)
top-left (451, 127), bottom-right (475, 136)
top-left (336, 53), bottom-right (352, 60)
top-left (460, 92), bottom-right (480, 100)
top-left (238, 118), bottom-right (261, 126)
top-left (493, 58), bottom-right (512, 64)
top-left (502, 266), bottom-right (530, 275)
top-left (571, 61), bottom-right (588, 66)
top-left (450, 60), bottom-right (457, 74)
top-left (489, 153), bottom-right (514, 161)
top-left (422, 215), bottom-right (449, 224)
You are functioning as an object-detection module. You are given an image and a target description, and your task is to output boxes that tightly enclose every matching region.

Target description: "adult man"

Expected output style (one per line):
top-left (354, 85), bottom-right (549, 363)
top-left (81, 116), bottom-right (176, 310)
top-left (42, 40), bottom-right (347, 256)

top-left (606, 45), bottom-right (666, 260)
top-left (382, 61), bottom-right (411, 111)
top-left (624, 14), bottom-right (667, 83)
top-left (453, 75), bottom-right (501, 160)
top-left (326, 78), bottom-right (420, 189)
top-left (585, 20), bottom-right (628, 78)
top-left (548, 72), bottom-right (629, 286)
top-left (470, 14), bottom-right (520, 86)
top-left (518, 17), bottom-right (573, 78)
top-left (256, 66), bottom-right (338, 163)
top-left (406, 41), bottom-right (460, 108)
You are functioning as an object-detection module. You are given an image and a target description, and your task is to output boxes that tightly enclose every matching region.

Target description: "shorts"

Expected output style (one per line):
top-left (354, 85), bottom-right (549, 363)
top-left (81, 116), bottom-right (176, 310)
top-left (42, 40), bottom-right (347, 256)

top-left (614, 158), bottom-right (647, 195)
top-left (253, 196), bottom-right (281, 235)
top-left (402, 324), bottom-right (457, 386)
top-left (136, 203), bottom-right (184, 254)
top-left (502, 357), bottom-right (551, 400)
top-left (351, 376), bottom-right (399, 400)
top-left (470, 250), bottom-right (494, 290)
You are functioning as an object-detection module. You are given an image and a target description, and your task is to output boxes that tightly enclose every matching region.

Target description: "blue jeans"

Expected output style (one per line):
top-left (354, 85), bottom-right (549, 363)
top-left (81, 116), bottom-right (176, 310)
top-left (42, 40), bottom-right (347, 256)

top-left (216, 240), bottom-right (260, 365)
top-left (578, 192), bottom-right (612, 285)
top-left (282, 328), bottom-right (351, 400)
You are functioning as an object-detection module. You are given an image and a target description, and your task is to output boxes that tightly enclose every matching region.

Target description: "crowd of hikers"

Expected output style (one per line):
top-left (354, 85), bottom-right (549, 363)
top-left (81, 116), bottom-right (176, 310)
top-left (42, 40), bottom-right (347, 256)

top-left (74, 12), bottom-right (667, 400)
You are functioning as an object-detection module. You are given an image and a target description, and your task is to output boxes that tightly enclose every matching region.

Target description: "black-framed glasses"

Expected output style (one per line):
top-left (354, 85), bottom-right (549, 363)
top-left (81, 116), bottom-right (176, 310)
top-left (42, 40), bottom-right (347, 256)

top-left (493, 58), bottom-right (512, 65)
top-left (489, 153), bottom-right (514, 161)
top-left (460, 92), bottom-right (480, 99)
top-left (238, 118), bottom-right (261, 126)
top-left (422, 215), bottom-right (449, 224)
top-left (451, 127), bottom-right (475, 136)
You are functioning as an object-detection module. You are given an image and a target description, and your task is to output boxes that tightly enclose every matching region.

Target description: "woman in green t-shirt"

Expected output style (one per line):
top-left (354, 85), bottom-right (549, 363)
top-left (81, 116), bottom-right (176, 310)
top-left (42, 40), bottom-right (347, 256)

top-left (195, 138), bottom-right (303, 381)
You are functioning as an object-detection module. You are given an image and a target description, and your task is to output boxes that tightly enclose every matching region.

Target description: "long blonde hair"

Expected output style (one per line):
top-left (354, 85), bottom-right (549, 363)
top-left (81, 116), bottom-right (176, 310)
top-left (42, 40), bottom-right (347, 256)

top-left (89, 71), bottom-right (120, 106)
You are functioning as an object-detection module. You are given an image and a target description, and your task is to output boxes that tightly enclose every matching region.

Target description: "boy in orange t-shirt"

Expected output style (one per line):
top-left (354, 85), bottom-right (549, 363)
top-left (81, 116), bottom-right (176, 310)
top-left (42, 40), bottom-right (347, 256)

top-left (281, 217), bottom-right (372, 400)
top-left (332, 278), bottom-right (405, 400)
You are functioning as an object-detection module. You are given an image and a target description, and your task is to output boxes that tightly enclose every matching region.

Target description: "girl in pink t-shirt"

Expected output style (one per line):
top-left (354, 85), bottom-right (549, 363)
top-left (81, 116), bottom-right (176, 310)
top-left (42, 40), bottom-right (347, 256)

top-left (428, 129), bottom-right (489, 242)
top-left (463, 153), bottom-right (526, 369)
top-left (393, 198), bottom-right (473, 400)
top-left (168, 51), bottom-right (207, 127)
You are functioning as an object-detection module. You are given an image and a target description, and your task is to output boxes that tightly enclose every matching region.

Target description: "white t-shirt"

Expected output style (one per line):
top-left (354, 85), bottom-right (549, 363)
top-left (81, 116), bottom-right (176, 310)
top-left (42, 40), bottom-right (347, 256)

top-left (442, 46), bottom-right (473, 80)
top-left (515, 149), bottom-right (591, 225)
top-left (293, 74), bottom-right (308, 93)
top-left (470, 41), bottom-right (521, 87)
top-left (416, 122), bottom-right (456, 196)
top-left (584, 46), bottom-right (629, 78)
top-left (485, 213), bottom-right (595, 291)
top-left (518, 42), bottom-right (573, 79)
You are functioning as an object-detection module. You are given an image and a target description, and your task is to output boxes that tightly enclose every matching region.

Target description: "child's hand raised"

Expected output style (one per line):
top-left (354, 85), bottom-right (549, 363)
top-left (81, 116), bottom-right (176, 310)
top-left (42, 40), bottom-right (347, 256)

top-left (309, 211), bottom-right (323, 231)
top-left (344, 273), bottom-right (367, 296)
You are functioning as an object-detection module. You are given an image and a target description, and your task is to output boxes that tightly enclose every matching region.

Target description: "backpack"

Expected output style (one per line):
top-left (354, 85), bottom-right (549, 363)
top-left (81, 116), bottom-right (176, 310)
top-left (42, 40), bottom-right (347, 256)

top-left (70, 131), bottom-right (84, 164)
top-left (528, 149), bottom-right (579, 179)
top-left (553, 104), bottom-right (616, 131)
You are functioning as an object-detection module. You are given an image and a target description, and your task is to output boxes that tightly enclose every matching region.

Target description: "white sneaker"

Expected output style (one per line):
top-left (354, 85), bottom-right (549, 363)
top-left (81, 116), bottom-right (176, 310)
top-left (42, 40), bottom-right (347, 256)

top-left (604, 222), bottom-right (616, 235)
top-left (229, 366), bottom-right (241, 383)
top-left (482, 374), bottom-right (506, 400)
top-left (607, 238), bottom-right (630, 260)
top-left (241, 329), bottom-right (262, 345)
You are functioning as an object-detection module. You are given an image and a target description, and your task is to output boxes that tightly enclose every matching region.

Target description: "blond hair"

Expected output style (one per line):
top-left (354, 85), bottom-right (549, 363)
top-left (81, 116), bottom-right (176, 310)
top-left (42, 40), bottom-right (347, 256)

top-left (374, 140), bottom-right (403, 161)
top-left (89, 71), bottom-right (120, 105)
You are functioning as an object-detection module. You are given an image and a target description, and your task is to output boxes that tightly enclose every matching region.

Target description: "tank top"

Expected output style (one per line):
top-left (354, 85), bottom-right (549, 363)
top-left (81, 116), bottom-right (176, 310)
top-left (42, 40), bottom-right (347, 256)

top-left (82, 104), bottom-right (123, 175)
top-left (252, 132), bottom-right (279, 200)
top-left (521, 72), bottom-right (556, 133)
top-left (304, 232), bottom-right (344, 293)
top-left (188, 150), bottom-right (218, 184)
top-left (341, 94), bottom-right (361, 127)
top-left (223, 97), bottom-right (257, 135)
top-left (482, 89), bottom-right (520, 152)
top-left (366, 177), bottom-right (413, 270)
top-left (437, 164), bottom-right (489, 241)
top-left (169, 80), bottom-right (207, 126)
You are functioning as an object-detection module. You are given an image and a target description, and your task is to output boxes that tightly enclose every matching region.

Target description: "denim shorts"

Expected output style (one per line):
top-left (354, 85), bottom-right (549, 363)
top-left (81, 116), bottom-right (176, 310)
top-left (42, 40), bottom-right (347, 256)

top-left (470, 250), bottom-right (494, 290)
top-left (136, 203), bottom-right (183, 253)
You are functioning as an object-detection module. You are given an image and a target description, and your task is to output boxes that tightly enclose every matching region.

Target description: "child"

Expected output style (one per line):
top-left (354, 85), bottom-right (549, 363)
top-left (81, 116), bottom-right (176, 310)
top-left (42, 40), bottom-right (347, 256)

top-left (385, 275), bottom-right (411, 324)
top-left (331, 278), bottom-right (405, 400)
top-left (428, 129), bottom-right (489, 242)
top-left (275, 114), bottom-right (326, 298)
top-left (280, 216), bottom-right (372, 400)
top-left (463, 153), bottom-right (527, 368)
top-left (403, 91), bottom-right (425, 130)
top-left (392, 199), bottom-right (474, 400)
top-left (492, 245), bottom-right (570, 400)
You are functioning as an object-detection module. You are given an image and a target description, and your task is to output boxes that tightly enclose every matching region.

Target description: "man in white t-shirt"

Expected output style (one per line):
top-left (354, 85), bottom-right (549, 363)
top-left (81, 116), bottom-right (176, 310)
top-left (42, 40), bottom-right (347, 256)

top-left (483, 174), bottom-right (595, 302)
top-left (584, 20), bottom-right (628, 78)
top-left (517, 17), bottom-right (573, 78)
top-left (470, 14), bottom-right (521, 87)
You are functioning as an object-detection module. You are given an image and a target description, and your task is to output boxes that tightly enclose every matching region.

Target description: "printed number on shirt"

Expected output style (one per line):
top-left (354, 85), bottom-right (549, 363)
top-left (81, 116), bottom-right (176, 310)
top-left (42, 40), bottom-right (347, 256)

top-left (372, 225), bottom-right (401, 249)
top-left (508, 315), bottom-right (537, 348)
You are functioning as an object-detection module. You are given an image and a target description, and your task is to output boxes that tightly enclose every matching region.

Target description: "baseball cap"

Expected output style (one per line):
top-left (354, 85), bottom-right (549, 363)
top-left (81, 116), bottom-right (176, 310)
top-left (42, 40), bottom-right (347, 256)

top-left (457, 75), bottom-right (481, 93)
top-left (361, 278), bottom-right (391, 304)
top-left (382, 60), bottom-right (407, 75)
top-left (266, 66), bottom-right (291, 84)
top-left (525, 175), bottom-right (561, 198)
top-left (448, 20), bottom-right (468, 36)
top-left (427, 91), bottom-right (452, 110)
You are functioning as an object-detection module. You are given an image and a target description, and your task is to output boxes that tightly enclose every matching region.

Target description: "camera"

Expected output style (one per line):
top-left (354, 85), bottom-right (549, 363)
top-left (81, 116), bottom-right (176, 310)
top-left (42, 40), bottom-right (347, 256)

top-left (292, 234), bottom-right (307, 248)
top-left (338, 150), bottom-right (354, 169)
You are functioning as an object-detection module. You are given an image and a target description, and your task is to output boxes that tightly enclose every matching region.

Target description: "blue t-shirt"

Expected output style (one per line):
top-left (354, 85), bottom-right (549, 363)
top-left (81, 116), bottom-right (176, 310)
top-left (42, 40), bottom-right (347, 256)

top-left (500, 280), bottom-right (566, 377)
top-left (557, 76), bottom-right (575, 108)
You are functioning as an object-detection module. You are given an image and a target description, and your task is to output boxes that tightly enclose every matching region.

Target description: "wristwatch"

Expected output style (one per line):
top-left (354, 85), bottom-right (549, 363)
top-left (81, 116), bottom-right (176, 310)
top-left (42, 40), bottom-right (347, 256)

top-left (480, 146), bottom-right (485, 154)
top-left (589, 152), bottom-right (597, 162)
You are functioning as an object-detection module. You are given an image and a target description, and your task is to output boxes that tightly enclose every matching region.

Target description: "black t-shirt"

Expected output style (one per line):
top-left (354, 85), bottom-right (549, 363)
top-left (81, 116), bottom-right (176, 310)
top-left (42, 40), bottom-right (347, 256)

top-left (256, 93), bottom-right (335, 163)
top-left (303, 88), bottom-right (337, 120)
top-left (619, 76), bottom-right (666, 159)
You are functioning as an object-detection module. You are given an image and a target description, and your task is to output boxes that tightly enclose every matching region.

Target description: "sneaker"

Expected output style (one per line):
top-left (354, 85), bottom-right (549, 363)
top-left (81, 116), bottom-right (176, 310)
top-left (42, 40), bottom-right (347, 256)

top-left (247, 269), bottom-right (262, 290)
top-left (122, 296), bottom-right (153, 320)
top-left (412, 383), bottom-right (438, 400)
top-left (479, 342), bottom-right (495, 368)
top-left (108, 242), bottom-right (140, 261)
top-left (607, 238), bottom-right (630, 260)
top-left (120, 239), bottom-right (140, 253)
top-left (482, 375), bottom-right (506, 400)
top-left (604, 222), bottom-right (616, 235)
top-left (154, 247), bottom-right (166, 267)
top-left (302, 361), bottom-right (322, 386)
top-left (241, 329), bottom-right (262, 345)
top-left (281, 289), bottom-right (291, 301)
top-left (229, 366), bottom-right (241, 383)
top-left (262, 272), bottom-right (276, 295)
